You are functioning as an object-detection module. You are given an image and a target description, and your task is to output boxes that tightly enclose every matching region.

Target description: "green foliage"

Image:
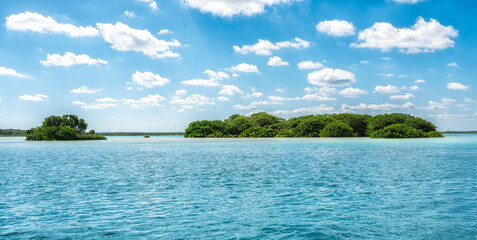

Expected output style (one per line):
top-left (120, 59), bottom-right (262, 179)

top-left (0, 129), bottom-right (26, 136)
top-left (294, 115), bottom-right (331, 137)
top-left (370, 124), bottom-right (427, 138)
top-left (426, 131), bottom-right (444, 138)
top-left (25, 115), bottom-right (105, 141)
top-left (320, 121), bottom-right (355, 137)
top-left (238, 127), bottom-right (276, 138)
top-left (184, 113), bottom-right (442, 138)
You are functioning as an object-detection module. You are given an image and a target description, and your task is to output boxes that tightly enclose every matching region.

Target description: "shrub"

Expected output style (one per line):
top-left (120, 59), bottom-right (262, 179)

top-left (294, 115), bottom-right (331, 137)
top-left (319, 121), bottom-right (355, 137)
top-left (239, 127), bottom-right (276, 138)
top-left (427, 131), bottom-right (444, 138)
top-left (370, 124), bottom-right (427, 138)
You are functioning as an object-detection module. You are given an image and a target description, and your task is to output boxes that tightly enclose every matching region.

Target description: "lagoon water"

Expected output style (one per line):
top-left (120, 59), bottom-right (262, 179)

top-left (1, 135), bottom-right (476, 239)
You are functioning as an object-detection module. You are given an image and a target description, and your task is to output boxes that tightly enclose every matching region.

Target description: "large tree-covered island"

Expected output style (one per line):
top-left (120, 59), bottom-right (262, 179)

top-left (26, 115), bottom-right (106, 141)
top-left (184, 113), bottom-right (443, 138)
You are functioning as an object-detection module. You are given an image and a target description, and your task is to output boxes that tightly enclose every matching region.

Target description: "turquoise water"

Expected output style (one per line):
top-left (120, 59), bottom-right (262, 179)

top-left (1, 135), bottom-right (476, 239)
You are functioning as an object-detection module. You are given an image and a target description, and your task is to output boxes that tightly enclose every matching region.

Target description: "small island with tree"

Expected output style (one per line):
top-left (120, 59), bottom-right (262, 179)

top-left (26, 115), bottom-right (106, 141)
top-left (184, 112), bottom-right (443, 138)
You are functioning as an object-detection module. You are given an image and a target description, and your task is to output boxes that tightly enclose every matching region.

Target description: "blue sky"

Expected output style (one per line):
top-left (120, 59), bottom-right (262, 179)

top-left (0, 0), bottom-right (476, 131)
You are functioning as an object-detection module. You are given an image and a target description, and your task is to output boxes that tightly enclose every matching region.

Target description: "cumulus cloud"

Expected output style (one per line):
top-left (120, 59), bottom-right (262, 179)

top-left (305, 86), bottom-right (338, 96)
top-left (302, 94), bottom-right (336, 101)
top-left (6, 12), bottom-right (99, 37)
top-left (158, 29), bottom-right (172, 35)
top-left (218, 85), bottom-right (244, 95)
top-left (244, 92), bottom-right (264, 98)
top-left (339, 87), bottom-right (368, 98)
top-left (139, 0), bottom-right (158, 10)
top-left (96, 22), bottom-right (181, 58)
top-left (229, 63), bottom-right (260, 73)
top-left (414, 79), bottom-right (425, 84)
top-left (170, 94), bottom-right (215, 106)
top-left (70, 86), bottom-right (101, 94)
top-left (217, 96), bottom-right (229, 102)
top-left (0, 66), bottom-right (31, 78)
top-left (233, 38), bottom-right (310, 55)
top-left (271, 104), bottom-right (334, 115)
top-left (315, 20), bottom-right (355, 36)
top-left (307, 68), bottom-right (356, 87)
top-left (297, 60), bottom-right (323, 70)
top-left (122, 94), bottom-right (165, 109)
top-left (72, 98), bottom-right (119, 110)
top-left (40, 52), bottom-right (107, 67)
top-left (374, 84), bottom-right (400, 94)
top-left (268, 96), bottom-right (300, 101)
top-left (124, 11), bottom-right (135, 18)
top-left (409, 85), bottom-right (420, 91)
top-left (130, 71), bottom-right (170, 88)
top-left (341, 102), bottom-right (414, 112)
top-left (181, 0), bottom-right (298, 17)
top-left (447, 62), bottom-right (459, 68)
top-left (389, 93), bottom-right (415, 100)
top-left (175, 89), bottom-right (187, 95)
top-left (447, 82), bottom-right (469, 91)
top-left (182, 69), bottom-right (230, 87)
top-left (234, 100), bottom-right (283, 110)
top-left (19, 94), bottom-right (48, 102)
top-left (352, 17), bottom-right (458, 54)
top-left (427, 100), bottom-right (447, 110)
top-left (267, 56), bottom-right (289, 67)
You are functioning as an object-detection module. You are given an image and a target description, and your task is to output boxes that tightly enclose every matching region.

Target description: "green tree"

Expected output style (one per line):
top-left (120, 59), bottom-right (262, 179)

top-left (331, 113), bottom-right (370, 136)
top-left (320, 121), bottom-right (355, 137)
top-left (370, 123), bottom-right (427, 138)
top-left (249, 112), bottom-right (283, 128)
top-left (294, 115), bottom-right (331, 137)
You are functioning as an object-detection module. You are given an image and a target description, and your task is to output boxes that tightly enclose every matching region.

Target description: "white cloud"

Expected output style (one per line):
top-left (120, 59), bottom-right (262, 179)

top-left (315, 20), bottom-right (355, 36)
top-left (244, 92), bottom-right (264, 98)
top-left (217, 96), bottom-right (229, 102)
top-left (393, 0), bottom-right (425, 3)
top-left (409, 85), bottom-right (419, 91)
top-left (72, 97), bottom-right (119, 110)
top-left (271, 104), bottom-right (334, 115)
top-left (275, 88), bottom-right (284, 92)
top-left (302, 94), bottom-right (336, 101)
top-left (124, 11), bottom-right (135, 18)
top-left (170, 94), bottom-right (215, 106)
top-left (297, 60), bottom-right (323, 70)
top-left (19, 94), bottom-right (48, 102)
top-left (267, 56), bottom-right (289, 67)
top-left (268, 96), bottom-right (300, 101)
top-left (229, 63), bottom-right (260, 73)
top-left (181, 0), bottom-right (297, 17)
top-left (0, 97), bottom-right (2, 102)
top-left (233, 38), bottom-right (311, 55)
top-left (339, 87), bottom-right (368, 98)
top-left (305, 86), bottom-right (338, 96)
top-left (352, 17), bottom-right (458, 54)
top-left (447, 82), bottom-right (470, 91)
top-left (96, 22), bottom-right (181, 58)
top-left (182, 69), bottom-right (230, 87)
top-left (130, 71), bottom-right (170, 88)
top-left (427, 100), bottom-right (447, 110)
top-left (341, 102), bottom-right (414, 112)
top-left (389, 93), bottom-right (415, 100)
top-left (360, 60), bottom-right (369, 64)
top-left (218, 85), bottom-right (243, 95)
top-left (377, 73), bottom-right (394, 78)
top-left (374, 85), bottom-right (400, 94)
top-left (464, 98), bottom-right (476, 103)
top-left (414, 79), bottom-right (425, 84)
top-left (441, 98), bottom-right (457, 105)
top-left (158, 29), bottom-right (172, 35)
top-left (447, 62), bottom-right (459, 68)
top-left (6, 12), bottom-right (99, 37)
top-left (70, 86), bottom-right (101, 94)
top-left (139, 0), bottom-right (158, 10)
top-left (234, 100), bottom-right (283, 110)
top-left (122, 94), bottom-right (166, 109)
top-left (0, 66), bottom-right (30, 78)
top-left (175, 89), bottom-right (187, 95)
top-left (307, 68), bottom-right (356, 87)
top-left (40, 52), bottom-right (107, 67)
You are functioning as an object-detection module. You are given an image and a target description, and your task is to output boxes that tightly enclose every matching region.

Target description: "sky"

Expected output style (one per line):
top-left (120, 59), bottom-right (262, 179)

top-left (0, 0), bottom-right (476, 132)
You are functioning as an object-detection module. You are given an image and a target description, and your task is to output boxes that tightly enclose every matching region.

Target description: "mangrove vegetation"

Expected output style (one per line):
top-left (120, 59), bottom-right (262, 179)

top-left (26, 115), bottom-right (106, 141)
top-left (184, 112), bottom-right (443, 138)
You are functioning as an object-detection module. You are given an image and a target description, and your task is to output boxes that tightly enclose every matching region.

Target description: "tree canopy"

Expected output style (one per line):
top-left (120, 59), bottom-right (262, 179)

top-left (184, 112), bottom-right (443, 138)
top-left (26, 115), bottom-right (106, 141)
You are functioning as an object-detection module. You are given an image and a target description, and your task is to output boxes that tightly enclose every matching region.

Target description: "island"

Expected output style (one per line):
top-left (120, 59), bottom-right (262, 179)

top-left (184, 112), bottom-right (443, 138)
top-left (25, 115), bottom-right (106, 141)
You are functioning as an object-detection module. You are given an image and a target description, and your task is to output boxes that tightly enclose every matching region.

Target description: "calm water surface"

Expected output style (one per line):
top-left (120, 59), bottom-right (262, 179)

top-left (1, 135), bottom-right (476, 239)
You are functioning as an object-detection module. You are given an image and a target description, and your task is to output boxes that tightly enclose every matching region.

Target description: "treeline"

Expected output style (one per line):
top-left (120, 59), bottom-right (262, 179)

top-left (0, 129), bottom-right (26, 136)
top-left (184, 112), bottom-right (443, 138)
top-left (26, 115), bottom-right (106, 141)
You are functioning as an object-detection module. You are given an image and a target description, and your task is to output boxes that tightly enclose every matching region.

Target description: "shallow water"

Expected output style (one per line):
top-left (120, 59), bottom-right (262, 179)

top-left (1, 135), bottom-right (476, 239)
